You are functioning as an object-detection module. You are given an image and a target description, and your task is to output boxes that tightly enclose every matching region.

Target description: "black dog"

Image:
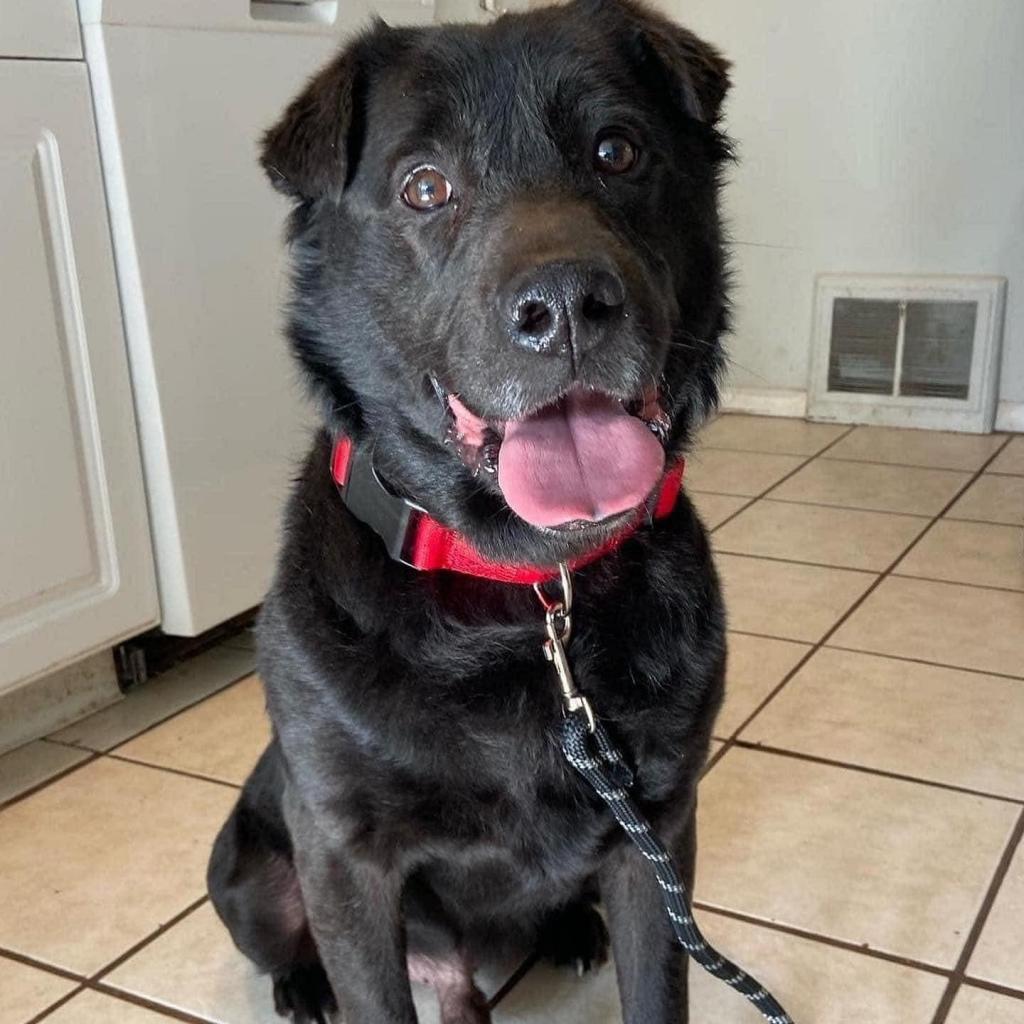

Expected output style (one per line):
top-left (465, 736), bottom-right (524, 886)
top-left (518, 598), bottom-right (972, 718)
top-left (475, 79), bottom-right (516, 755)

top-left (207, 1), bottom-right (732, 1020)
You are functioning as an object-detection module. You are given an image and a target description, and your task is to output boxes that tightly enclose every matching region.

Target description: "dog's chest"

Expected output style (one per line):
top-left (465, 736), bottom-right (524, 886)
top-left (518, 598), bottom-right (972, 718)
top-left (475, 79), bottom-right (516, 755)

top-left (369, 742), bottom-right (618, 907)
top-left (332, 654), bottom-right (695, 873)
top-left (271, 561), bottom-right (720, 880)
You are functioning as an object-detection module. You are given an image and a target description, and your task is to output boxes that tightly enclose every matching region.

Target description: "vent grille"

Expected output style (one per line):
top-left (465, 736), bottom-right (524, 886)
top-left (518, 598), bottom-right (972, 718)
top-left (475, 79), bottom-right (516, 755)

top-left (828, 299), bottom-right (900, 395)
top-left (827, 298), bottom-right (976, 400)
top-left (901, 301), bottom-right (977, 399)
top-left (809, 275), bottom-right (1006, 434)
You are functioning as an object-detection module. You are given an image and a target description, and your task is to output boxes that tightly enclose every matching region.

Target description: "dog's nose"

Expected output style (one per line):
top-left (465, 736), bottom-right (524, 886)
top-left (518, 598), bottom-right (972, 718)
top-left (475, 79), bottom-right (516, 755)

top-left (506, 261), bottom-right (626, 359)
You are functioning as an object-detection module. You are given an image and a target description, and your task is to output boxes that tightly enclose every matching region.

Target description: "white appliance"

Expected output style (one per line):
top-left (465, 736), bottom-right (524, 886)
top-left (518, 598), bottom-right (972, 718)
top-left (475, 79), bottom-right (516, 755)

top-left (79, 0), bottom-right (439, 635)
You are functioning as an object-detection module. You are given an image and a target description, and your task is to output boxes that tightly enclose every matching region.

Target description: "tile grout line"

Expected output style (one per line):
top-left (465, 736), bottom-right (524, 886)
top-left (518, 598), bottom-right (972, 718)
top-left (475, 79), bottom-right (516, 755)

top-left (88, 983), bottom-right (218, 1024)
top-left (723, 740), bottom-right (1024, 807)
top-left (87, 896), bottom-right (213, 985)
top-left (711, 549), bottom-right (886, 577)
top-left (718, 494), bottom-right (935, 520)
top-left (487, 951), bottom-right (542, 1009)
top-left (695, 488), bottom-right (1000, 522)
top-left (28, 980), bottom-right (219, 1024)
top-left (700, 442), bottom-right (1014, 474)
top-left (23, 985), bottom-right (89, 1024)
top-left (957, 976), bottom-right (1024, 1004)
top-left (758, 436), bottom-right (1009, 508)
top-left (702, 425), bottom-right (859, 536)
top-left (0, 751), bottom-right (104, 814)
top-left (928, 808), bottom-right (1024, 1024)
top-left (712, 550), bottom-right (1024, 596)
top-left (103, 753), bottom-right (243, 791)
top-left (945, 514), bottom-right (1024, 528)
top-left (0, 947), bottom-right (84, 982)
top-left (704, 434), bottom-right (1013, 775)
top-left (698, 901), bottom-right (1024, 1006)
top-left (694, 901), bottom-right (953, 978)
top-left (830, 644), bottom-right (1024, 684)
top-left (1, 750), bottom-right (241, 822)
top-left (887, 570), bottom-right (1024, 597)
top-left (723, 631), bottom-right (1024, 686)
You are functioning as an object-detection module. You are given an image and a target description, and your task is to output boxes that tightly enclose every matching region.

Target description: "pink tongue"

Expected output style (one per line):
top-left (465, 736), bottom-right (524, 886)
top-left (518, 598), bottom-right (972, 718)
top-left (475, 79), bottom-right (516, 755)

top-left (498, 390), bottom-right (665, 528)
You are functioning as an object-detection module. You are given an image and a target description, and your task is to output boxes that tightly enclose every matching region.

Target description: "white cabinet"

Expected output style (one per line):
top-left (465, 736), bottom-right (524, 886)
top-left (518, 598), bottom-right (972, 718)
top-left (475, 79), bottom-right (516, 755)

top-left (0, 60), bottom-right (158, 695)
top-left (82, 0), bottom-right (433, 636)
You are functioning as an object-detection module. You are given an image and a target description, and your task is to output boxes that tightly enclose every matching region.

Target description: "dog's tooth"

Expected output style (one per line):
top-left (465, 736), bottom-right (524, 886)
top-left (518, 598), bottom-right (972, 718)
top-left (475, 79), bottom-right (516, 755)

top-left (480, 443), bottom-right (500, 474)
top-left (645, 407), bottom-right (672, 445)
top-left (480, 429), bottom-right (502, 474)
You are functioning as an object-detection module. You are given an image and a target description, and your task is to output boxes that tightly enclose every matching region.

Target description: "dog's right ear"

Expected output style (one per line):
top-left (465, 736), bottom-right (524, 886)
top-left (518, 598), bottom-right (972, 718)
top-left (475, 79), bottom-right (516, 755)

top-left (260, 24), bottom-right (386, 202)
top-left (590, 0), bottom-right (731, 126)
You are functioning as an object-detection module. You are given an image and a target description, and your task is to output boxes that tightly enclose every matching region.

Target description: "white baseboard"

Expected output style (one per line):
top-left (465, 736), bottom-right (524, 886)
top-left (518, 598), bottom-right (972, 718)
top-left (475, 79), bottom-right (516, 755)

top-left (720, 390), bottom-right (1023, 434)
top-left (996, 401), bottom-right (1024, 433)
top-left (0, 651), bottom-right (121, 755)
top-left (720, 387), bottom-right (808, 418)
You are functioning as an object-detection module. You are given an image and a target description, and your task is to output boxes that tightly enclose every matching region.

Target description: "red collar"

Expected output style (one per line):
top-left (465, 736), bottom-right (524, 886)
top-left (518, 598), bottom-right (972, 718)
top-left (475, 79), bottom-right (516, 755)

top-left (330, 435), bottom-right (683, 585)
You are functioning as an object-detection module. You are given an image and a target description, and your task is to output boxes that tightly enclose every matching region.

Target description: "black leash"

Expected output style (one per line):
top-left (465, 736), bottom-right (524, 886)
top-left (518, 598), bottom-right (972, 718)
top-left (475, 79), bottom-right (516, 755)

top-left (536, 565), bottom-right (794, 1024)
top-left (561, 713), bottom-right (793, 1023)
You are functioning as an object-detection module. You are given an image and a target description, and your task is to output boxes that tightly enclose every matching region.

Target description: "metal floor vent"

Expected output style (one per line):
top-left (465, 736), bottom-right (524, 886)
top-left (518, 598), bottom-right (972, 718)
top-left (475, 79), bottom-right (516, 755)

top-left (809, 275), bottom-right (1006, 433)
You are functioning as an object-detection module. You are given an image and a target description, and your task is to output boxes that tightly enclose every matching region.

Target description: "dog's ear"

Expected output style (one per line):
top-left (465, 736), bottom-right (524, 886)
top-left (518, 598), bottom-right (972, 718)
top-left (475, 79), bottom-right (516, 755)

top-left (260, 24), bottom-right (388, 201)
top-left (615, 0), bottom-right (731, 124)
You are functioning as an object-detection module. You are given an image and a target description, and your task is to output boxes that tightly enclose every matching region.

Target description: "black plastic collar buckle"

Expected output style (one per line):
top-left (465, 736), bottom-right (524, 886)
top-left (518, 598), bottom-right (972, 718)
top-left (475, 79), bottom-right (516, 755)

top-left (335, 443), bottom-right (420, 567)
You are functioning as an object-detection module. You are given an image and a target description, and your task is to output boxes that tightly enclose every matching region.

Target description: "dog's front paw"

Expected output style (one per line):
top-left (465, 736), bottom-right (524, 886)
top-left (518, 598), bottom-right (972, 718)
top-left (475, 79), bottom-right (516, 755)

top-left (272, 963), bottom-right (338, 1024)
top-left (538, 901), bottom-right (610, 976)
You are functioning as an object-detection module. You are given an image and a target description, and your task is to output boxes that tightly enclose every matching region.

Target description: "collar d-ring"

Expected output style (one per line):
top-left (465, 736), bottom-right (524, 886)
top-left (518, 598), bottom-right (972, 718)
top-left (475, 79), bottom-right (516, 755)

top-left (533, 561), bottom-right (573, 615)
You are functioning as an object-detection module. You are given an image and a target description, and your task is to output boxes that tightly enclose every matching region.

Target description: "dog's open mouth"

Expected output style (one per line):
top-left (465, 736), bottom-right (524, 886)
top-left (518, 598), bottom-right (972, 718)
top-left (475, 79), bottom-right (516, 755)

top-left (444, 385), bottom-right (671, 530)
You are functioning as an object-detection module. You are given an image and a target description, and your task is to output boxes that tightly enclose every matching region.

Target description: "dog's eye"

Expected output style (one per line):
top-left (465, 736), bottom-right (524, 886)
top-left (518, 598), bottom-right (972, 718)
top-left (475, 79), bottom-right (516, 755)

top-left (594, 135), bottom-right (638, 175)
top-left (401, 166), bottom-right (453, 211)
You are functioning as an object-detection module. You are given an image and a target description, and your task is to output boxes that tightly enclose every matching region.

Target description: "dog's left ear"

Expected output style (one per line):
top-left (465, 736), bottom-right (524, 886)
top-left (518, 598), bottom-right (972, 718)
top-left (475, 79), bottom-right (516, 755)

top-left (615, 0), bottom-right (732, 124)
top-left (260, 21), bottom-right (393, 202)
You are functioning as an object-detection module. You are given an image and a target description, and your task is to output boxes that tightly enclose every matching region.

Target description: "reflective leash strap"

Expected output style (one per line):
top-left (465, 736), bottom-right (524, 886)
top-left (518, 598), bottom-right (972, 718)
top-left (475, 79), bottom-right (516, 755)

top-left (560, 712), bottom-right (794, 1024)
top-left (536, 564), bottom-right (794, 1024)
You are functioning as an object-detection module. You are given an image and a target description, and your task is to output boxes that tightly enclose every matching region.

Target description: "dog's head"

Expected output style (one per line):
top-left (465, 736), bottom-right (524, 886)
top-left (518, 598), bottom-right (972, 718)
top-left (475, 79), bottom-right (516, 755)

top-left (263, 0), bottom-right (731, 564)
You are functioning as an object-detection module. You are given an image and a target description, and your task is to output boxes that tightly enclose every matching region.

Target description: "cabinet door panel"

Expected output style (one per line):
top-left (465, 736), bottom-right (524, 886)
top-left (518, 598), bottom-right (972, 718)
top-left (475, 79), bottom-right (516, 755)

top-left (0, 61), bottom-right (158, 694)
top-left (0, 0), bottom-right (81, 59)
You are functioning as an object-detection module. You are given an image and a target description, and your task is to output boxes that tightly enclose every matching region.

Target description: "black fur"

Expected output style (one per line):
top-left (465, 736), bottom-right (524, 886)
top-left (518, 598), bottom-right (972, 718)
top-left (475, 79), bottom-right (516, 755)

top-left (208, 1), bottom-right (732, 1020)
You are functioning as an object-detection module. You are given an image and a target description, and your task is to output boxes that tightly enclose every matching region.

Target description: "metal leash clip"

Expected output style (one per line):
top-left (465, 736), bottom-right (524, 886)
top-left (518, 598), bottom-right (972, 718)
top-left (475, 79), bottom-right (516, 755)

top-left (534, 563), bottom-right (596, 733)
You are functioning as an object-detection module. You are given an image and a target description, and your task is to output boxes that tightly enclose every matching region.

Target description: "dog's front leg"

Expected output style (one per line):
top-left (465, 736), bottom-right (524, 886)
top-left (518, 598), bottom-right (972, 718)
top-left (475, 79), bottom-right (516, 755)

top-left (599, 803), bottom-right (696, 1024)
top-left (287, 799), bottom-right (419, 1024)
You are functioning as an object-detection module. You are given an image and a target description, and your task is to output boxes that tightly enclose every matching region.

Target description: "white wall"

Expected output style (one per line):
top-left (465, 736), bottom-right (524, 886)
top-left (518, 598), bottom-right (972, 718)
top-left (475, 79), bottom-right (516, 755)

top-left (665, 0), bottom-right (1024, 424)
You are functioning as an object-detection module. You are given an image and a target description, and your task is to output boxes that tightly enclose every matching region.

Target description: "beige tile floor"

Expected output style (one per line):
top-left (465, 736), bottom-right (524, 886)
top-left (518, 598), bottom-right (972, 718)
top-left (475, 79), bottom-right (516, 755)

top-left (0, 417), bottom-right (1022, 1023)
